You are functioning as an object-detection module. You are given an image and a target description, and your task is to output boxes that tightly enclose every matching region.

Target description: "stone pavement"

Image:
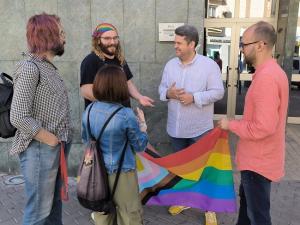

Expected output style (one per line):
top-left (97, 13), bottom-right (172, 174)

top-left (1, 124), bottom-right (300, 225)
top-left (0, 174), bottom-right (299, 225)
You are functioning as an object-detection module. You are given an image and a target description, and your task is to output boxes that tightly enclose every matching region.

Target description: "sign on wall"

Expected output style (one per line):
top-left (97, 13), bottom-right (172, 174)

top-left (158, 23), bottom-right (184, 41)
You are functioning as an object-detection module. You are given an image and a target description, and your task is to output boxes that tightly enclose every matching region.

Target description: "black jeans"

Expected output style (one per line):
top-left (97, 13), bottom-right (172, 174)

top-left (236, 170), bottom-right (272, 225)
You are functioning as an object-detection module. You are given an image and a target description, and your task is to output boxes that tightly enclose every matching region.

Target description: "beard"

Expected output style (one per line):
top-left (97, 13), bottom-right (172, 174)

top-left (99, 42), bottom-right (118, 56)
top-left (244, 54), bottom-right (255, 66)
top-left (243, 48), bottom-right (256, 66)
top-left (53, 41), bottom-right (65, 56)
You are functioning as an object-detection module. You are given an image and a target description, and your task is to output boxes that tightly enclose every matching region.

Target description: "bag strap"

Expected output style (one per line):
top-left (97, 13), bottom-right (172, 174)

top-left (86, 103), bottom-right (95, 139)
top-left (27, 60), bottom-right (41, 84)
top-left (1, 61), bottom-right (40, 84)
top-left (96, 106), bottom-right (123, 141)
top-left (86, 103), bottom-right (123, 141)
top-left (0, 62), bottom-right (40, 113)
top-left (0, 72), bottom-right (13, 83)
top-left (110, 137), bottom-right (128, 199)
top-left (59, 141), bottom-right (69, 201)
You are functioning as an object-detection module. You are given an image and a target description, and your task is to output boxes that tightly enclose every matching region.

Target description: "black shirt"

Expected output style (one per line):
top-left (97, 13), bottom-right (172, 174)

top-left (80, 52), bottom-right (133, 108)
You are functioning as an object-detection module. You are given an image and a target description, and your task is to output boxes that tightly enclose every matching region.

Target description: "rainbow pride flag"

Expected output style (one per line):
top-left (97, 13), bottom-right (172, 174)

top-left (137, 128), bottom-right (237, 212)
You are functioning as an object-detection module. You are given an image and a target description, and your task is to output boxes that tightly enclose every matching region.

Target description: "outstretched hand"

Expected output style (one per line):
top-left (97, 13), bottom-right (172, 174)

top-left (138, 95), bottom-right (155, 107)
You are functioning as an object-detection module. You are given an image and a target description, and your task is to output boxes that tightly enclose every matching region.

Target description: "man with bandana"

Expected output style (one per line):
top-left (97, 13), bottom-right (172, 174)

top-left (80, 23), bottom-right (154, 109)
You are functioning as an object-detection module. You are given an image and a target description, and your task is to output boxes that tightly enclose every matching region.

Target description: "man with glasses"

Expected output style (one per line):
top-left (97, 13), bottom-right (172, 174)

top-left (80, 23), bottom-right (154, 109)
top-left (218, 21), bottom-right (289, 225)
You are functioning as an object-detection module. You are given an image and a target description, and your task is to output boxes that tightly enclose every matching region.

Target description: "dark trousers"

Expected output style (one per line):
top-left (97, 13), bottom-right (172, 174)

top-left (169, 130), bottom-right (211, 152)
top-left (236, 170), bottom-right (272, 225)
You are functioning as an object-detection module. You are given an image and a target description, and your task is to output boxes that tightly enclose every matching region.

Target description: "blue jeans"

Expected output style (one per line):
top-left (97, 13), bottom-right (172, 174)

top-left (19, 140), bottom-right (71, 225)
top-left (236, 170), bottom-right (272, 225)
top-left (169, 130), bottom-right (211, 152)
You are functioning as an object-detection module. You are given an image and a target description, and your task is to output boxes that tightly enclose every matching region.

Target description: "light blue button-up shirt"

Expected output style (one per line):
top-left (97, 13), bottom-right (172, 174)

top-left (159, 54), bottom-right (224, 138)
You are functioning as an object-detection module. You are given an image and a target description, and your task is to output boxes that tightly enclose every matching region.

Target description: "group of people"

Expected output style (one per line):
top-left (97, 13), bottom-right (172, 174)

top-left (9, 12), bottom-right (288, 225)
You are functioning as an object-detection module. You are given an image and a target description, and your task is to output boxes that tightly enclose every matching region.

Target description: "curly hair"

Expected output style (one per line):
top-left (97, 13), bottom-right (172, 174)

top-left (92, 37), bottom-right (125, 65)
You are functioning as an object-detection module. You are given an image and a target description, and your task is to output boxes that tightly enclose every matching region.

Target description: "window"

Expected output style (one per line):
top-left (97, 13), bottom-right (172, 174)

top-left (239, 0), bottom-right (276, 18)
top-left (206, 0), bottom-right (235, 18)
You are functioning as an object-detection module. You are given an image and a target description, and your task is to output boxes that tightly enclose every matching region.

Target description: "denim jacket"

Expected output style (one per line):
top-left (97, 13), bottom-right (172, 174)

top-left (81, 102), bottom-right (148, 174)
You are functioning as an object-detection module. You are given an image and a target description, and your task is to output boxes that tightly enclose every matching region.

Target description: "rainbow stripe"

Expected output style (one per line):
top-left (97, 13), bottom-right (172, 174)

top-left (92, 23), bottom-right (117, 37)
top-left (137, 128), bottom-right (237, 213)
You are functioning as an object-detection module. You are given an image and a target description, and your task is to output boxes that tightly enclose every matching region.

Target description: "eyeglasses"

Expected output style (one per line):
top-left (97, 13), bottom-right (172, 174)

top-left (100, 36), bottom-right (119, 42)
top-left (240, 41), bottom-right (266, 49)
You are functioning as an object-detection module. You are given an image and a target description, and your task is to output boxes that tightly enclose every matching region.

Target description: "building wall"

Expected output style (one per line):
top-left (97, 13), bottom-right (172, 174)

top-left (0, 0), bottom-right (205, 175)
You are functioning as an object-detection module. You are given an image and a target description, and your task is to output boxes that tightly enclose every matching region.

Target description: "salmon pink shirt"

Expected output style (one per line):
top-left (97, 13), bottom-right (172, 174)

top-left (228, 59), bottom-right (289, 181)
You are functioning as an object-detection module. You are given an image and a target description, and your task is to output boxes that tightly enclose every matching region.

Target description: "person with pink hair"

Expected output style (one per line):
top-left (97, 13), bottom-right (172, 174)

top-left (10, 13), bottom-right (72, 225)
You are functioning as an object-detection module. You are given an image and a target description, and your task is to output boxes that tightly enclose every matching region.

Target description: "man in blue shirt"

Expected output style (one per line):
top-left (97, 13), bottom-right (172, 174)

top-left (158, 24), bottom-right (224, 225)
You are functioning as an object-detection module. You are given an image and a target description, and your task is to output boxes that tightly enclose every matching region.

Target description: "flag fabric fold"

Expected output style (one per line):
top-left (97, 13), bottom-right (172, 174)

top-left (137, 128), bottom-right (237, 213)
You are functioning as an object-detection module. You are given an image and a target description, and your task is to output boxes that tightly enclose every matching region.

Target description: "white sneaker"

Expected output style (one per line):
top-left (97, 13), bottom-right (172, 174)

top-left (91, 212), bottom-right (95, 223)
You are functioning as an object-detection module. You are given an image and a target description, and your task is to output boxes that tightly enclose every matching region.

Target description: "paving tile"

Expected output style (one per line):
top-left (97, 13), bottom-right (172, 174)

top-left (0, 176), bottom-right (299, 225)
top-left (1, 126), bottom-right (300, 225)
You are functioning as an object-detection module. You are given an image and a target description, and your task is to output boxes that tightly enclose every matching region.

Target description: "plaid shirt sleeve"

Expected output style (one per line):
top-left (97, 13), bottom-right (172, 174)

top-left (10, 61), bottom-right (42, 139)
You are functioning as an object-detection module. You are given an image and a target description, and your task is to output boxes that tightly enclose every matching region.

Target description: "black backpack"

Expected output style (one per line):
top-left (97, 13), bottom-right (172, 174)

top-left (0, 73), bottom-right (16, 138)
top-left (0, 61), bottom-right (40, 139)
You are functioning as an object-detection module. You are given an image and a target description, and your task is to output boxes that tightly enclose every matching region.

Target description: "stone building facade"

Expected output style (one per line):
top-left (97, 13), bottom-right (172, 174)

top-left (0, 0), bottom-right (205, 174)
